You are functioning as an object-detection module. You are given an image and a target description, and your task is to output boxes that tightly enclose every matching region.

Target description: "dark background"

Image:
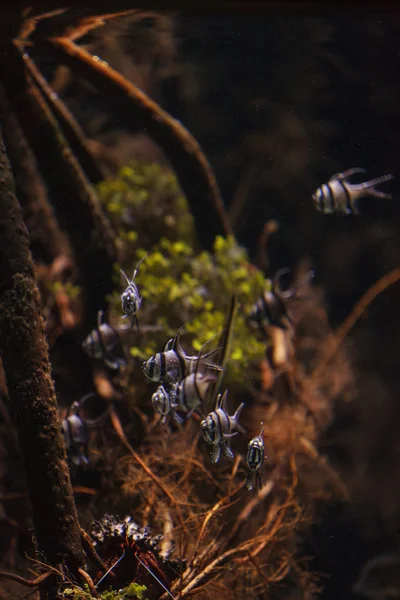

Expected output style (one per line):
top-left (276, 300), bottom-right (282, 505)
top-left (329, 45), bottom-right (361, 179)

top-left (34, 11), bottom-right (400, 599)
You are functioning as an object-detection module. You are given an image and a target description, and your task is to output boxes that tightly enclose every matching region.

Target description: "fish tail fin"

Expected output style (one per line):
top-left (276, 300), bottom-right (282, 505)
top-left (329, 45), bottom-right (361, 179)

top-left (245, 472), bottom-right (254, 491)
top-left (356, 173), bottom-right (394, 199)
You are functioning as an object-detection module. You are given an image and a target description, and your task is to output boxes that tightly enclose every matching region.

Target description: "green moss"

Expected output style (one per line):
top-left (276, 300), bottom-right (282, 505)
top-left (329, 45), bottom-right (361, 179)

top-left (61, 582), bottom-right (148, 600)
top-left (98, 161), bottom-right (269, 392)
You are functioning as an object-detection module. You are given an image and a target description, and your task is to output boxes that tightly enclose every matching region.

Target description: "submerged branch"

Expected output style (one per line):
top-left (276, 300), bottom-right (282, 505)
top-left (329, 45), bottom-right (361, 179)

top-left (0, 87), bottom-right (71, 263)
top-left (0, 122), bottom-right (85, 592)
top-left (0, 42), bottom-right (118, 328)
top-left (44, 36), bottom-right (232, 250)
top-left (20, 48), bottom-right (105, 185)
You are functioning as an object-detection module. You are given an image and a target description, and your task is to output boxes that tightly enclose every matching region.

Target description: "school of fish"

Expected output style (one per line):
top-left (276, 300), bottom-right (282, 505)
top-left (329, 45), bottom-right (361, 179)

top-left (68, 166), bottom-right (394, 493)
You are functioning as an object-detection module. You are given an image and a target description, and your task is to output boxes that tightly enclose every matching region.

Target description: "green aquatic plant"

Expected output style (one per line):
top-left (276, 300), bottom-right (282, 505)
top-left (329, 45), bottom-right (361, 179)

top-left (97, 160), bottom-right (196, 252)
top-left (97, 161), bottom-right (268, 390)
top-left (62, 582), bottom-right (148, 600)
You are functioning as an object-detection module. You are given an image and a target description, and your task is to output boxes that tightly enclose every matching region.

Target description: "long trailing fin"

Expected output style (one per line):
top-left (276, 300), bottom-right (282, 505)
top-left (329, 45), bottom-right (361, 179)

top-left (330, 167), bottom-right (367, 182)
top-left (120, 268), bottom-right (131, 286)
top-left (132, 251), bottom-right (149, 279)
top-left (354, 173), bottom-right (394, 189)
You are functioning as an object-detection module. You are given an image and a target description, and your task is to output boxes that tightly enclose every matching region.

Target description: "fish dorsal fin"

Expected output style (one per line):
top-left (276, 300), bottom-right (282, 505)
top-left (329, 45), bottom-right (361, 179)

top-left (120, 269), bottom-right (131, 286)
top-left (97, 310), bottom-right (105, 329)
top-left (259, 422), bottom-right (265, 438)
top-left (217, 390), bottom-right (228, 411)
top-left (132, 251), bottom-right (149, 280)
top-left (171, 326), bottom-right (185, 355)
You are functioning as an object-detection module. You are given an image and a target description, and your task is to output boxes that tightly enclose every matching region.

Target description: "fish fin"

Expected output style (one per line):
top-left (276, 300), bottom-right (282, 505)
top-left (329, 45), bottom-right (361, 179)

top-left (133, 252), bottom-right (149, 280)
top-left (233, 402), bottom-right (246, 433)
top-left (224, 431), bottom-right (239, 439)
top-left (201, 346), bottom-right (223, 359)
top-left (210, 444), bottom-right (221, 463)
top-left (205, 362), bottom-right (224, 372)
top-left (120, 269), bottom-right (131, 286)
top-left (245, 472), bottom-right (254, 491)
top-left (222, 442), bottom-right (234, 460)
top-left (171, 326), bottom-right (185, 355)
top-left (217, 390), bottom-right (228, 410)
top-left (330, 167), bottom-right (367, 182)
top-left (97, 310), bottom-right (105, 328)
top-left (172, 411), bottom-right (184, 426)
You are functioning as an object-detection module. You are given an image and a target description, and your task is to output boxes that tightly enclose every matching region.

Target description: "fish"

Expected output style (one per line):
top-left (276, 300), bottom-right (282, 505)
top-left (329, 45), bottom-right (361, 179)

top-left (61, 400), bottom-right (90, 467)
top-left (248, 268), bottom-right (314, 332)
top-left (120, 253), bottom-right (148, 329)
top-left (142, 328), bottom-right (223, 395)
top-left (312, 168), bottom-right (394, 215)
top-left (245, 423), bottom-right (266, 492)
top-left (200, 390), bottom-right (245, 463)
top-left (61, 393), bottom-right (108, 468)
top-left (151, 384), bottom-right (183, 426)
top-left (82, 310), bottom-right (127, 371)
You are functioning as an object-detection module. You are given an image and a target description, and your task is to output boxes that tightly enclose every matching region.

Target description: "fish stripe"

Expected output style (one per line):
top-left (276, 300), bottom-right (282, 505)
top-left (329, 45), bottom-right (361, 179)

top-left (325, 183), bottom-right (336, 212)
top-left (337, 179), bottom-right (353, 213)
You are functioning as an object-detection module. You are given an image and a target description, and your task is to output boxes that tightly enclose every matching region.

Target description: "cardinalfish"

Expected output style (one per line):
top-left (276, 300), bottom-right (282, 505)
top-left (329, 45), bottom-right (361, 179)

top-left (120, 253), bottom-right (148, 330)
top-left (245, 423), bottom-right (266, 492)
top-left (312, 168), bottom-right (394, 215)
top-left (142, 328), bottom-right (223, 402)
top-left (152, 372), bottom-right (218, 425)
top-left (200, 390), bottom-right (245, 463)
top-left (82, 310), bottom-right (127, 371)
top-left (61, 393), bottom-right (108, 468)
top-left (248, 268), bottom-right (314, 333)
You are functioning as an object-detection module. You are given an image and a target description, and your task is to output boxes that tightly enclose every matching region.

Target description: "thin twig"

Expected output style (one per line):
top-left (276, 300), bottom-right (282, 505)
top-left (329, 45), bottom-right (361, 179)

top-left (0, 570), bottom-right (51, 588)
top-left (305, 266), bottom-right (400, 390)
top-left (108, 404), bottom-right (188, 536)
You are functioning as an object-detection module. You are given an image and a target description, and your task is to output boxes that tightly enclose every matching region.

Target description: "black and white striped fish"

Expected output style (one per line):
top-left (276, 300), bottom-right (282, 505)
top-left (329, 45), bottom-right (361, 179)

top-left (245, 423), bottom-right (266, 492)
top-left (248, 268), bottom-right (314, 332)
top-left (312, 168), bottom-right (394, 215)
top-left (152, 372), bottom-right (218, 425)
top-left (61, 393), bottom-right (108, 468)
top-left (120, 253), bottom-right (148, 330)
top-left (61, 398), bottom-right (90, 467)
top-left (142, 328), bottom-right (223, 395)
top-left (200, 390), bottom-right (245, 463)
top-left (82, 310), bottom-right (127, 371)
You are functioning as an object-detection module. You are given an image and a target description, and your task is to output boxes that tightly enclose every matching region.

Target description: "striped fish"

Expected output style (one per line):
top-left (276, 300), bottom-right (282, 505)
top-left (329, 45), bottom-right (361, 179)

top-left (142, 328), bottom-right (223, 391)
top-left (248, 268), bottom-right (314, 332)
top-left (245, 423), bottom-right (266, 492)
top-left (61, 400), bottom-right (90, 468)
top-left (200, 390), bottom-right (245, 463)
top-left (312, 168), bottom-right (394, 215)
top-left (82, 310), bottom-right (127, 371)
top-left (120, 253), bottom-right (148, 330)
top-left (61, 393), bottom-right (108, 468)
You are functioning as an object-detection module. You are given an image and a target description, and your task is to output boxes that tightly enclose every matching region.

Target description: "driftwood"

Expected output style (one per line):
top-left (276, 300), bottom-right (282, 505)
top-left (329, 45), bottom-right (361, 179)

top-left (43, 35), bottom-right (232, 249)
top-left (0, 43), bottom-right (118, 329)
top-left (0, 121), bottom-right (85, 596)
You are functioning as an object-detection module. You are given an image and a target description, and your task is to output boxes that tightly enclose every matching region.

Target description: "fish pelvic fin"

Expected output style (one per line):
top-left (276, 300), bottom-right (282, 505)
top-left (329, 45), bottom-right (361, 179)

top-left (210, 444), bottom-right (221, 463)
top-left (222, 442), bottom-right (234, 460)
